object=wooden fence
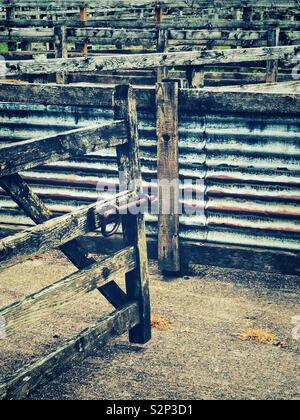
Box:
[1,0,299,86]
[0,78,299,277]
[0,84,151,400]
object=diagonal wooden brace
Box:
[0,173,129,308]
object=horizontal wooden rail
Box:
[0,82,299,115]
[0,246,136,337]
[1,26,299,50]
[0,121,127,177]
[0,190,135,270]
[1,19,300,30]
[0,302,140,400]
[4,45,300,75]
[0,0,298,9]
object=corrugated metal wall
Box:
[0,93,300,251]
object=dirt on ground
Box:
[0,251,299,400]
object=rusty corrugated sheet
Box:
[0,92,299,251]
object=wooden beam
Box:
[4,45,299,75]
[6,6,17,52]
[266,28,280,83]
[54,25,68,84]
[0,247,136,337]
[155,5,168,82]
[0,174,51,225]
[0,173,96,268]
[79,7,89,56]
[0,83,299,115]
[67,234,300,277]
[0,190,134,271]
[115,85,151,344]
[0,302,140,400]
[0,121,127,177]
[156,80,180,275]
[179,241,300,277]
[1,0,297,9]
[1,18,300,31]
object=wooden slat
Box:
[0,302,140,400]
[54,25,68,84]
[0,121,127,177]
[0,190,135,271]
[0,246,136,337]
[115,84,151,344]
[0,174,51,224]
[266,28,280,83]
[1,18,300,30]
[4,45,300,75]
[0,173,96,268]
[0,1,298,10]
[156,80,180,274]
[0,83,299,115]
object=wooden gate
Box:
[0,84,151,400]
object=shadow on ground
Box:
[0,253,299,400]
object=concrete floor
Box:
[0,251,299,400]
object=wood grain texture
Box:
[0,247,136,337]
[0,121,127,177]
[0,83,299,115]
[54,25,68,84]
[0,174,51,224]
[0,190,134,271]
[0,302,140,400]
[115,84,151,344]
[4,45,299,75]
[156,80,180,274]
[266,28,280,83]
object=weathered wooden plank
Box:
[54,25,68,84]
[0,121,127,177]
[4,45,300,75]
[0,174,51,224]
[115,85,151,344]
[1,83,299,115]
[0,246,136,337]
[0,1,298,10]
[0,173,96,268]
[266,28,280,83]
[0,189,134,271]
[156,80,180,274]
[78,6,89,55]
[1,18,300,31]
[179,241,300,277]
[156,6,168,82]
[69,234,300,277]
[0,302,140,401]
[180,89,300,116]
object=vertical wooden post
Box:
[155,6,168,82]
[114,85,151,345]
[55,25,68,84]
[243,6,253,22]
[79,6,89,56]
[186,66,205,89]
[266,28,280,83]
[234,8,243,21]
[156,80,181,275]
[20,40,31,52]
[155,6,163,23]
[6,6,17,52]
